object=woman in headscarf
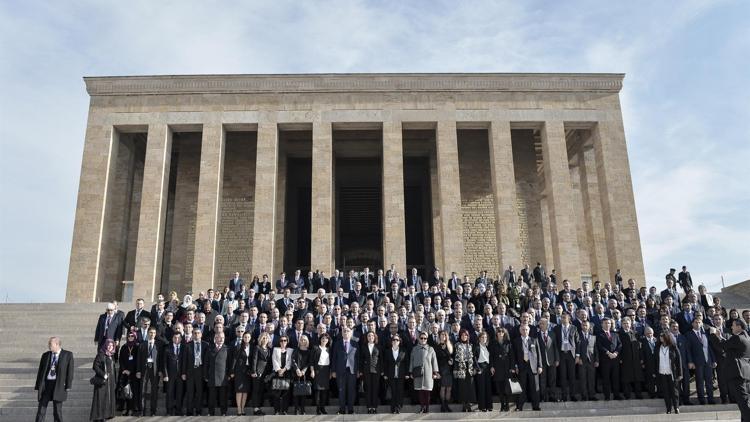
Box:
[90,339,116,421]
[176,294,193,322]
[453,329,476,412]
[117,331,138,416]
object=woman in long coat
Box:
[250,332,273,416]
[434,331,454,412]
[655,331,683,414]
[291,335,311,414]
[90,339,116,421]
[453,329,476,412]
[409,331,440,413]
[619,317,644,398]
[117,332,139,416]
[490,328,513,411]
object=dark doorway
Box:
[283,157,311,271]
[335,158,382,272]
[404,157,434,276]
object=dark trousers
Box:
[516,367,540,410]
[540,364,557,401]
[475,367,493,410]
[727,377,750,422]
[274,389,289,412]
[694,363,714,402]
[600,357,620,399]
[140,371,158,414]
[207,385,227,415]
[315,389,329,409]
[680,364,691,404]
[716,363,729,402]
[184,367,204,414]
[578,362,596,399]
[165,377,183,415]
[658,374,679,412]
[643,370,657,397]
[337,371,356,411]
[36,380,63,422]
[559,353,576,399]
[363,372,379,408]
[252,377,268,408]
[388,378,404,411]
[494,379,510,408]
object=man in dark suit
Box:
[553,313,580,402]
[360,267,374,290]
[135,327,161,416]
[276,289,294,314]
[597,318,623,400]
[661,277,680,305]
[162,332,185,415]
[533,262,546,286]
[124,298,152,332]
[537,318,559,402]
[229,272,245,296]
[331,327,358,414]
[328,270,343,293]
[513,324,542,411]
[312,271,328,292]
[94,303,124,350]
[675,302,696,334]
[182,327,208,416]
[685,314,716,404]
[205,332,231,416]
[577,320,598,401]
[35,337,74,422]
[711,319,750,421]
[344,270,358,293]
[348,282,366,308]
[678,266,693,294]
[406,268,422,289]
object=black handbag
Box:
[293,376,312,396]
[89,376,105,386]
[117,383,133,400]
[412,365,423,378]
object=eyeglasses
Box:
[392,338,401,341]
[419,337,428,340]
[280,339,288,342]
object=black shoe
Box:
[708,400,716,405]
[571,396,578,402]
[666,410,671,414]
[337,410,346,415]
[347,409,354,414]
[321,408,328,414]
[317,408,322,415]
[254,409,265,416]
[674,408,680,414]
[590,396,599,401]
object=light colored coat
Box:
[409,344,439,390]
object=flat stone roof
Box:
[83,73,625,96]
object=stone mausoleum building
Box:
[65,73,645,303]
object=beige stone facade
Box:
[65,73,645,302]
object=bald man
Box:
[35,337,74,422]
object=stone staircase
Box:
[0,303,742,421]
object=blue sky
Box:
[1,1,748,302]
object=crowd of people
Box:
[35,263,750,421]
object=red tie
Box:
[606,332,611,341]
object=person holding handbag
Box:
[490,328,513,412]
[410,331,439,413]
[309,333,332,414]
[250,332,273,416]
[656,331,682,414]
[383,335,409,414]
[117,332,138,416]
[453,329,476,412]
[272,335,293,415]
[90,339,116,421]
[291,335,311,414]
[359,331,382,414]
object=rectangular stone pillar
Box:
[593,117,645,284]
[273,148,287,277]
[66,123,117,303]
[578,147,610,281]
[191,123,225,293]
[311,120,334,274]
[488,120,522,270]
[429,152,443,272]
[435,119,464,276]
[251,120,279,277]
[132,123,172,302]
[540,121,581,284]
[382,120,407,273]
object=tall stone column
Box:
[435,118,464,276]
[578,146,610,281]
[133,123,172,302]
[488,120,522,270]
[381,119,407,273]
[540,121,581,284]
[191,123,226,293]
[311,120,334,274]
[66,123,117,303]
[593,117,645,284]
[251,119,279,277]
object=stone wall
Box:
[161,133,201,295]
[512,130,547,267]
[458,130,499,277]
[216,132,257,285]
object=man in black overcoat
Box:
[35,336,74,422]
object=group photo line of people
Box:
[36,263,750,421]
